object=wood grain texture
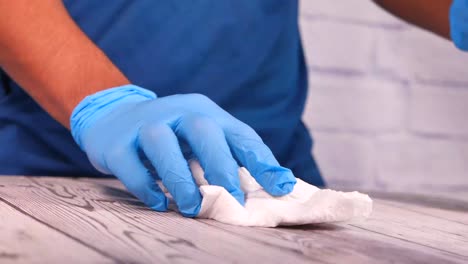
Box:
[0,176,467,264]
[0,198,111,264]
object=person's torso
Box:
[0,0,323,185]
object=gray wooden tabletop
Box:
[0,176,467,264]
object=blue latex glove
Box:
[451,0,468,51]
[71,85,296,217]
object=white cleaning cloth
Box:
[161,160,372,227]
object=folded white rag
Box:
[160,160,372,227]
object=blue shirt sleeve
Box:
[450,0,468,51]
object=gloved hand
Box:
[451,0,468,51]
[70,85,296,217]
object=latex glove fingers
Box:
[105,141,169,211]
[224,121,297,196]
[174,114,244,205]
[138,123,202,217]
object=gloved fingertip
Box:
[269,180,297,196]
[278,182,295,195]
[177,184,203,218]
[231,189,245,206]
[147,192,169,212]
[150,200,168,212]
[180,202,202,218]
[264,169,297,196]
[166,180,203,217]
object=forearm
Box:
[373,0,452,39]
[0,0,129,127]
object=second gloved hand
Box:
[451,0,468,51]
[70,85,296,217]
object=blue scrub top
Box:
[0,0,324,186]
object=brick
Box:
[376,27,468,85]
[409,84,468,136]
[303,75,406,132]
[311,132,376,189]
[299,19,375,72]
[300,0,403,26]
[375,135,468,192]
[299,0,468,195]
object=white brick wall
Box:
[303,75,406,132]
[409,84,468,136]
[376,27,468,85]
[300,19,375,73]
[312,132,376,189]
[300,0,468,194]
[376,135,468,190]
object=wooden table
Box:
[0,176,467,264]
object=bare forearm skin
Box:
[373,0,453,39]
[0,0,129,127]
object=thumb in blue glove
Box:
[70,85,297,217]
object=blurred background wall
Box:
[299,0,468,195]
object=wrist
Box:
[70,84,157,149]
